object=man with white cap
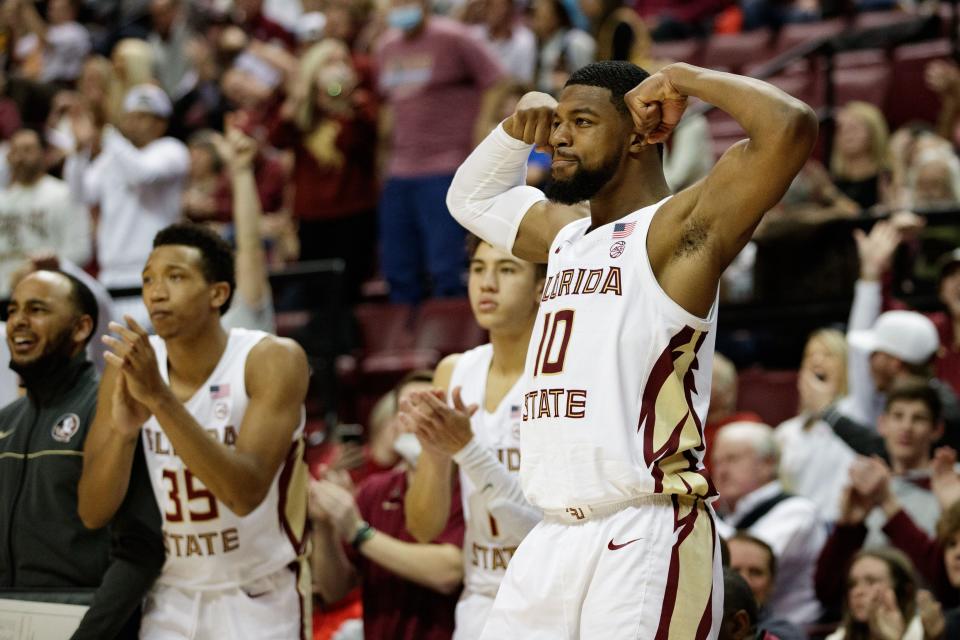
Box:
[837,220,953,429]
[65,84,189,325]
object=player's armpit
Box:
[512,200,589,263]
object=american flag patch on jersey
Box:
[510,405,522,419]
[612,222,636,239]
[210,384,231,399]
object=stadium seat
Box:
[853,9,915,31]
[353,303,416,353]
[833,64,891,108]
[704,30,776,73]
[775,18,845,54]
[888,38,952,128]
[413,298,487,355]
[650,38,704,65]
[736,367,799,427]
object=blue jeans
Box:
[378,174,466,304]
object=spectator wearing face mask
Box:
[374,0,506,303]
[309,371,465,640]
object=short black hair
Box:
[465,233,548,279]
[38,270,98,347]
[566,61,651,116]
[153,222,235,314]
[885,378,942,424]
[565,61,664,157]
[722,567,758,626]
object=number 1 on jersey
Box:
[533,309,575,376]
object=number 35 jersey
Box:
[142,328,307,590]
[519,196,719,512]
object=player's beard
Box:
[544,152,620,205]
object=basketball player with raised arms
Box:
[444,61,818,638]
[400,235,546,639]
[77,219,311,633]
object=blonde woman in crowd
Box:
[830,101,890,210]
[775,329,856,523]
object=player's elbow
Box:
[77,499,109,530]
[426,547,464,595]
[780,102,819,149]
[405,514,445,545]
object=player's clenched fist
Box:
[624,64,689,145]
[502,91,558,151]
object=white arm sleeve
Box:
[843,279,882,425]
[446,123,547,256]
[453,438,541,538]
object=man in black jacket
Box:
[0,270,164,638]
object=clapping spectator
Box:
[10,0,91,84]
[826,548,928,640]
[64,84,189,325]
[270,38,378,302]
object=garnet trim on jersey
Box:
[637,325,716,498]
[654,496,717,640]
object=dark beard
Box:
[9,325,77,384]
[543,155,619,205]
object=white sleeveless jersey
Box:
[520,196,718,512]
[449,344,525,598]
[142,328,308,590]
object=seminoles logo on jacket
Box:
[51,413,81,443]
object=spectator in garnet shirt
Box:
[270,38,379,302]
[232,0,295,49]
[309,374,465,640]
[931,250,960,397]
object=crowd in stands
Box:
[0,0,960,637]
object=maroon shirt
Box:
[352,469,465,640]
[268,91,379,221]
[374,17,505,178]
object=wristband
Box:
[351,521,375,550]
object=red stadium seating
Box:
[704,30,776,73]
[413,298,487,355]
[833,65,892,107]
[650,38,704,65]
[736,368,799,428]
[888,38,951,128]
[775,19,845,54]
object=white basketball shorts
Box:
[479,494,722,640]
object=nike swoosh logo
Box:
[0,430,15,440]
[607,537,642,551]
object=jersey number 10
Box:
[533,310,575,376]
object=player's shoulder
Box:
[434,352,463,391]
[246,335,309,383]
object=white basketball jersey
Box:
[520,196,718,512]
[448,344,525,598]
[142,328,308,590]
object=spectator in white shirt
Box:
[65,84,189,325]
[471,0,537,84]
[0,129,92,298]
[713,421,826,626]
[776,328,857,523]
[12,0,91,83]
[842,220,946,428]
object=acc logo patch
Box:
[214,400,230,420]
[51,413,81,443]
[609,240,626,258]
